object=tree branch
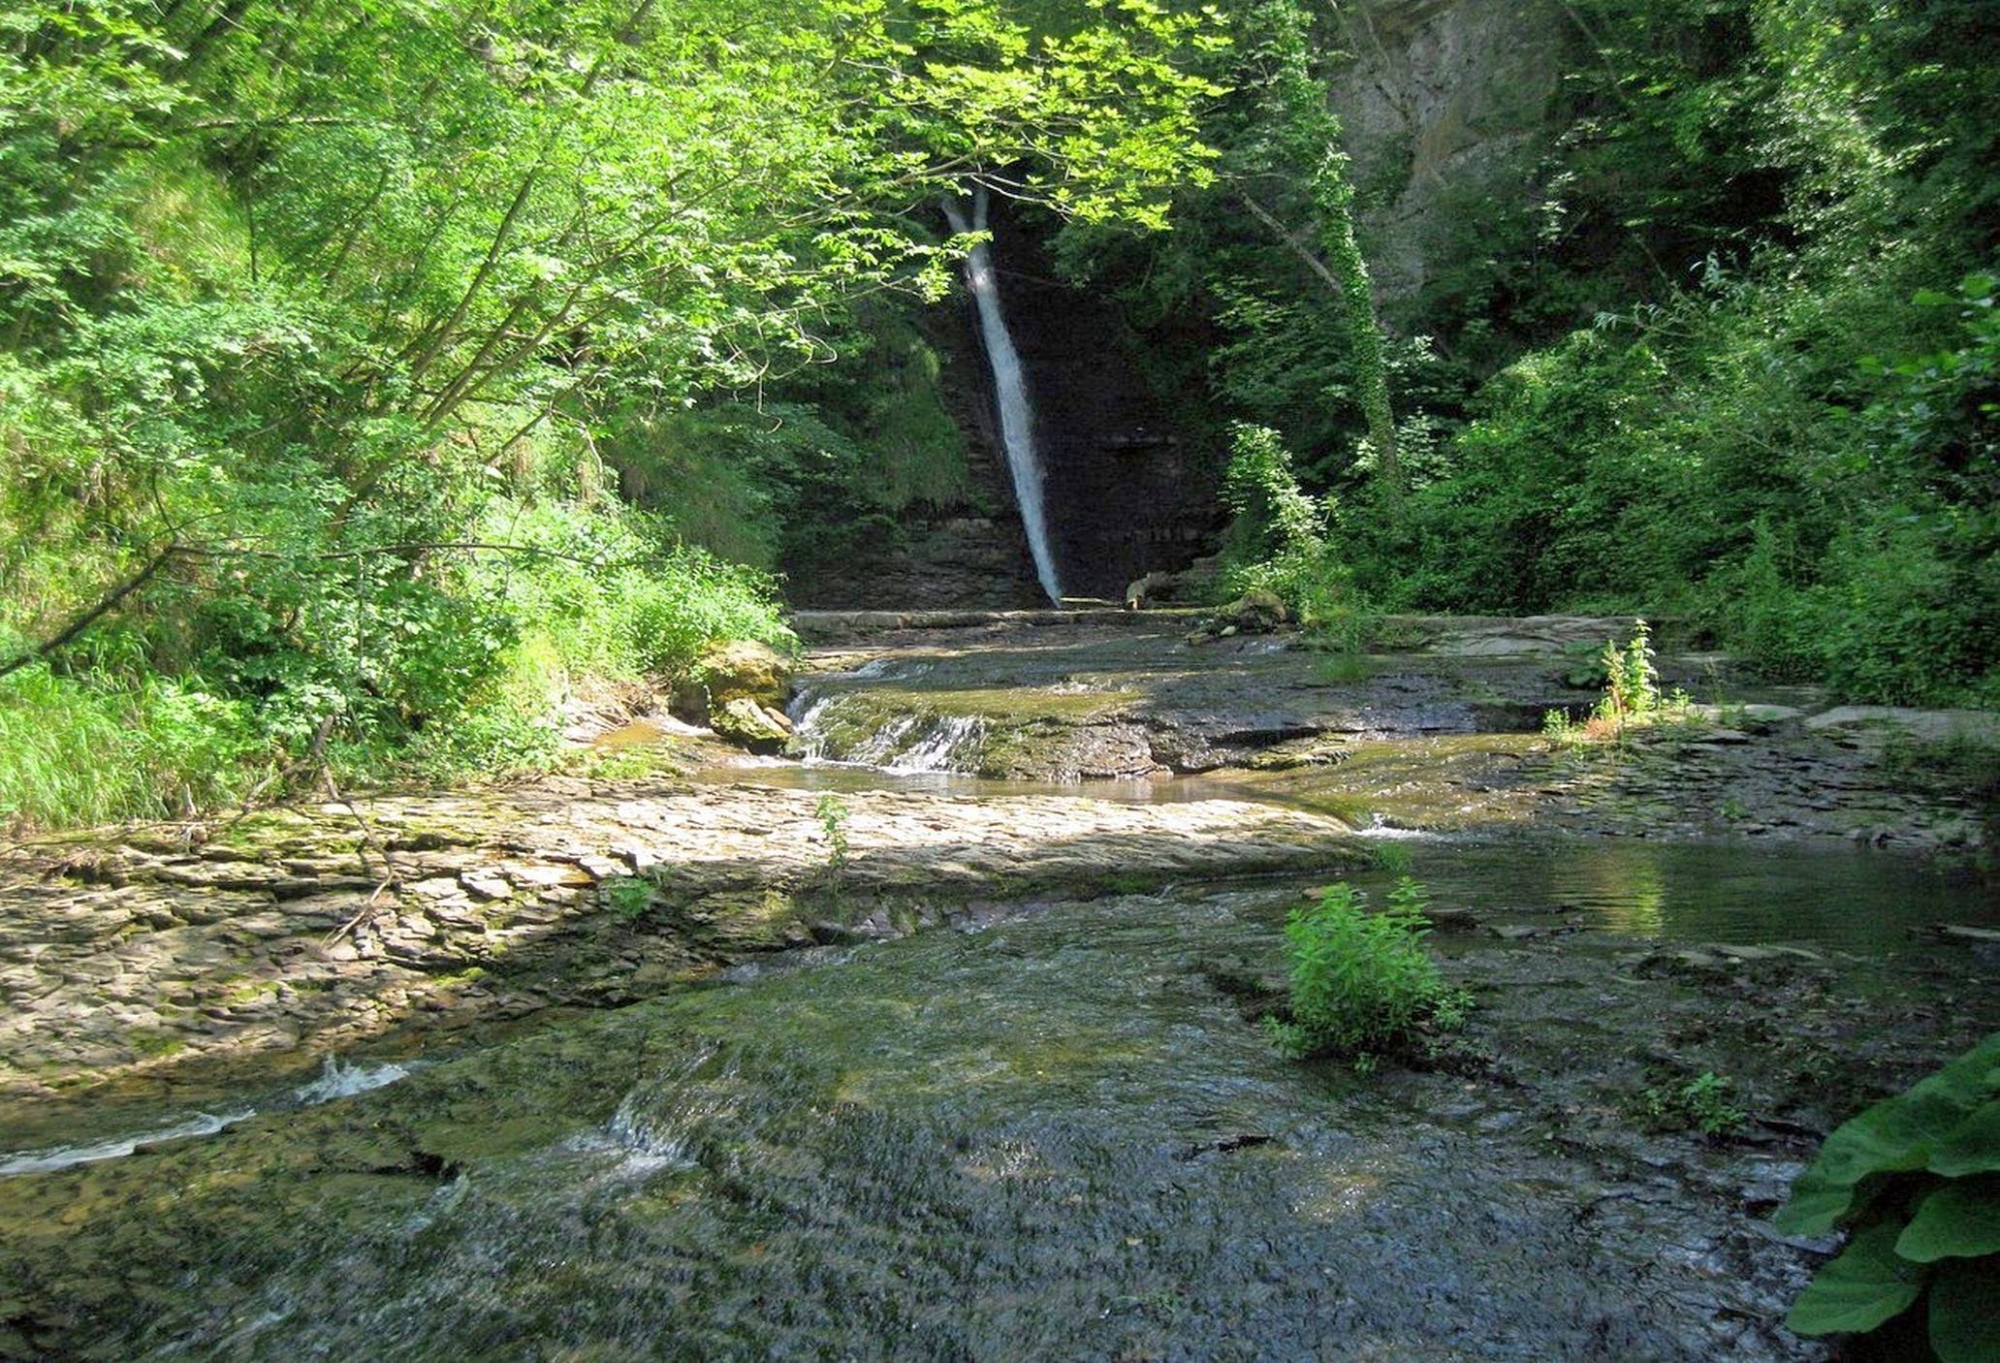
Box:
[1237,189,1349,303]
[0,541,179,681]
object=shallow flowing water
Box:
[3,830,1993,1360]
[5,619,1996,1360]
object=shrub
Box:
[1216,423,1354,628]
[0,667,266,831]
[477,499,794,685]
[1774,1032,2000,1361]
[1265,877,1463,1063]
[1596,617,1661,727]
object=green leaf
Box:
[1933,1102,2000,1178]
[1898,1178,2000,1263]
[1786,1222,1927,1337]
[1929,1255,2000,1363]
[1775,1035,2000,1235]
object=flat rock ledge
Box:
[0,780,1361,1103]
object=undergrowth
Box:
[0,497,794,834]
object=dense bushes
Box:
[1165,0,2000,706]
[0,0,1220,831]
[0,493,796,829]
[1369,262,1998,704]
[1214,423,1352,626]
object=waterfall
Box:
[943,186,1062,606]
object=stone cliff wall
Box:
[789,203,1220,610]
[1329,0,1566,327]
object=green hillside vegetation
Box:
[1082,0,1997,705]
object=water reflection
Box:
[1371,840,2000,950]
[1565,844,1669,936]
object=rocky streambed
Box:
[785,610,1999,853]
[1,611,1996,1360]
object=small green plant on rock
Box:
[1548,620,1696,747]
[1598,617,1661,729]
[1775,1032,2000,1362]
[1265,876,1466,1068]
[1640,1070,1748,1139]
[603,875,656,919]
[815,792,851,872]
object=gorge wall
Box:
[1329,0,1567,330]
[787,200,1220,610]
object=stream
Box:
[2,616,1996,1360]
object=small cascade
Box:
[0,1109,256,1176]
[291,1055,411,1104]
[0,1055,412,1176]
[944,186,1062,606]
[882,714,986,773]
[788,687,988,774]
[601,1043,735,1173]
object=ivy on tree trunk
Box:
[1237,0,1400,506]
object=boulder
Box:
[1124,570,1176,611]
[1187,589,1292,642]
[710,697,794,754]
[696,639,793,707]
[673,639,793,723]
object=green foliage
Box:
[1596,618,1661,728]
[0,667,264,828]
[1546,620,1698,746]
[1264,876,1463,1065]
[472,498,795,682]
[1775,1033,2000,1360]
[1371,250,1999,704]
[1230,0,1397,491]
[0,0,1223,831]
[1640,1070,1748,1139]
[1216,424,1352,628]
[602,876,657,919]
[815,792,852,873]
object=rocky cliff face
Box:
[981,214,1218,603]
[1329,0,1566,328]
[790,203,1221,611]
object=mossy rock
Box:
[710,697,792,754]
[695,640,793,709]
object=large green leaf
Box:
[1775,1034,2000,1235]
[1899,1178,2000,1263]
[1786,1222,1927,1337]
[1929,1255,2000,1363]
[1933,1102,2000,1178]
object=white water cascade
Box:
[943,186,1062,605]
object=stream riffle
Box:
[2,614,1996,1360]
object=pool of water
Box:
[686,763,2000,954]
[7,639,1996,1362]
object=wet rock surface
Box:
[0,873,1992,1361]
[0,780,1363,1107]
[788,613,1996,854]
